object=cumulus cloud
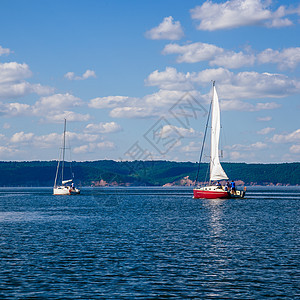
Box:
[0,102,31,116]
[226,141,267,151]
[0,145,20,157]
[145,67,194,90]
[180,141,202,153]
[73,141,116,154]
[257,47,300,69]
[64,69,96,80]
[33,93,83,113]
[32,93,90,122]
[89,96,130,109]
[145,67,299,100]
[257,127,275,135]
[271,129,300,143]
[145,16,184,40]
[210,51,255,69]
[190,0,298,31]
[163,42,300,70]
[110,106,155,118]
[162,42,224,63]
[11,131,34,143]
[160,125,197,139]
[0,62,53,99]
[0,62,31,84]
[221,100,280,112]
[290,144,300,154]
[44,111,91,123]
[85,122,122,133]
[88,66,299,118]
[7,130,103,150]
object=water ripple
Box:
[0,187,299,299]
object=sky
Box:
[0,0,300,163]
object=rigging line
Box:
[194,97,213,184]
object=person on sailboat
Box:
[226,181,230,191]
[231,180,236,194]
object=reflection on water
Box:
[206,199,225,238]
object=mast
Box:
[61,119,66,183]
[209,81,215,185]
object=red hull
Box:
[193,189,230,199]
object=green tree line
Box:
[0,160,299,187]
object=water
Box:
[0,186,299,299]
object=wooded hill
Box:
[0,160,299,187]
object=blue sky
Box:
[0,0,300,163]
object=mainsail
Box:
[210,84,228,181]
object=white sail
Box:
[210,85,228,181]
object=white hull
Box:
[53,186,80,195]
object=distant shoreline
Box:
[0,160,299,187]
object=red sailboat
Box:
[193,82,245,199]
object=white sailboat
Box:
[193,82,245,199]
[53,119,80,195]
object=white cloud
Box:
[257,127,275,135]
[163,41,300,70]
[181,141,202,153]
[271,129,300,143]
[0,62,32,84]
[160,125,197,139]
[0,62,53,99]
[64,69,96,80]
[290,145,300,154]
[85,122,122,133]
[73,145,89,154]
[226,141,267,151]
[73,141,116,154]
[0,145,20,157]
[190,0,297,31]
[210,51,255,69]
[89,96,129,109]
[145,67,194,90]
[86,67,299,120]
[44,111,91,123]
[90,66,298,118]
[0,46,10,56]
[0,102,31,116]
[228,151,254,161]
[258,47,300,69]
[221,100,280,113]
[186,67,299,100]
[11,131,34,143]
[0,82,53,99]
[162,42,224,63]
[145,16,184,40]
[33,93,83,113]
[33,133,61,148]
[110,106,154,118]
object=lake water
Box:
[0,186,299,299]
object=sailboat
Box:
[53,119,80,195]
[193,82,245,199]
